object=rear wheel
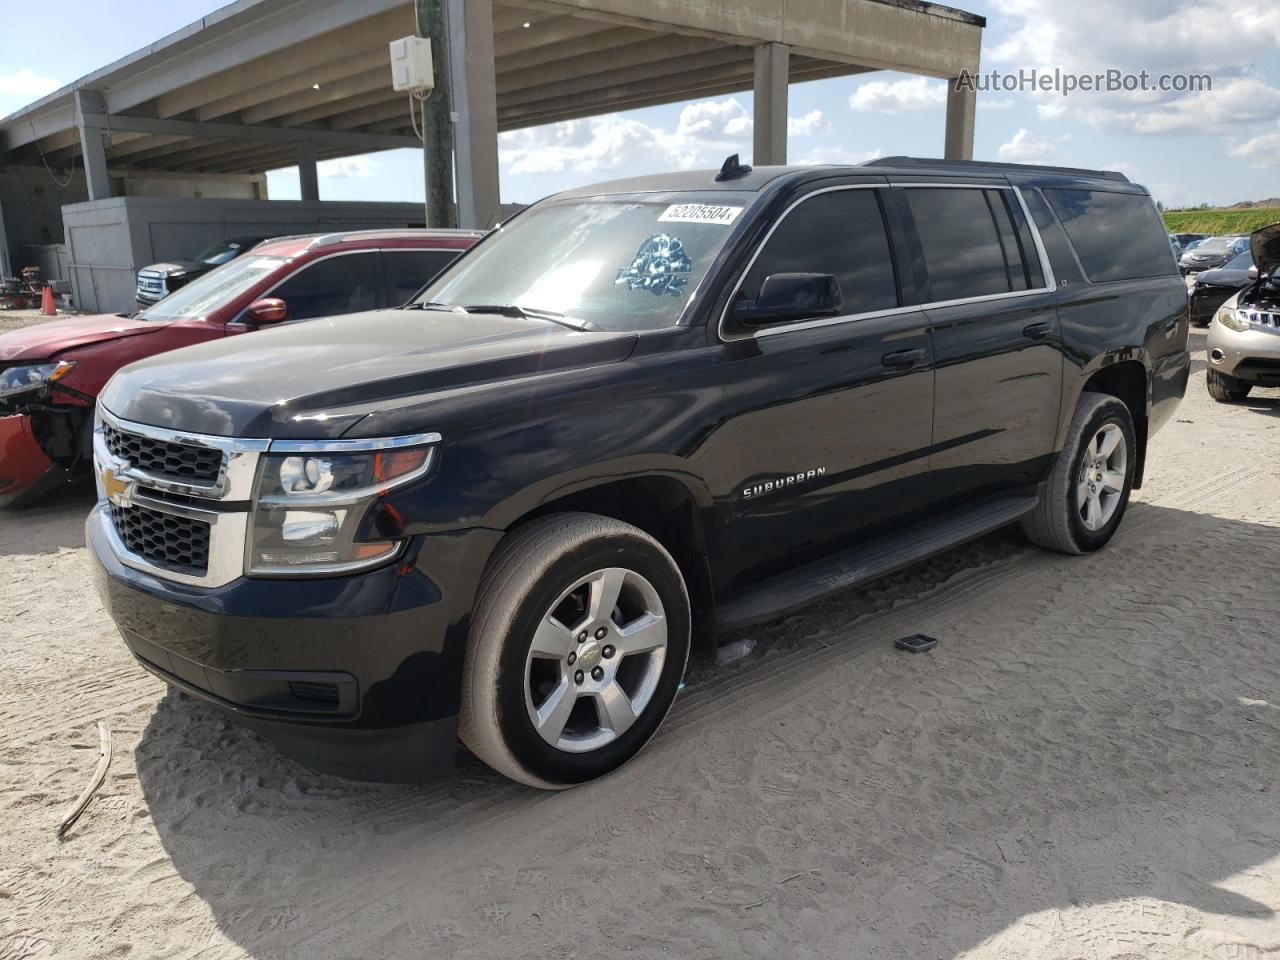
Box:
[1022,392,1136,555]
[1206,369,1251,402]
[459,513,690,789]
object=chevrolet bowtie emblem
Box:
[100,466,135,508]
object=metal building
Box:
[0,0,984,309]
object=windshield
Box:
[417,195,750,331]
[1224,251,1253,270]
[139,255,285,322]
[196,238,252,266]
[1196,238,1238,254]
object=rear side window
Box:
[272,252,381,321]
[904,187,1041,302]
[741,188,898,318]
[1043,188,1176,282]
[382,249,461,305]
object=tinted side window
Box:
[1043,188,1176,282]
[382,249,460,305]
[273,252,381,321]
[741,188,898,319]
[905,188,1016,302]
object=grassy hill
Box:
[1163,209,1279,235]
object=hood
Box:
[100,308,638,438]
[141,260,205,276]
[0,313,165,363]
[1249,222,1280,277]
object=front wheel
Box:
[1022,392,1136,555]
[1206,369,1251,402]
[459,513,690,789]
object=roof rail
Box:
[310,227,486,247]
[862,156,1130,182]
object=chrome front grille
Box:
[1241,309,1280,330]
[109,501,211,574]
[103,422,224,485]
[136,272,166,299]
[94,406,269,588]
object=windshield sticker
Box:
[657,203,743,226]
[615,234,693,297]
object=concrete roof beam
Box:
[246,68,393,126]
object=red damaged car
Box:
[0,228,480,506]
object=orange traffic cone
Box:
[40,284,56,316]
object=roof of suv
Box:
[556,156,1140,202]
[252,228,485,259]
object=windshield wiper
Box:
[459,304,589,331]
[405,300,461,312]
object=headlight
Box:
[1215,305,1252,332]
[248,438,436,575]
[0,361,76,399]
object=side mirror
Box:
[733,273,842,325]
[1248,266,1260,281]
[245,298,288,325]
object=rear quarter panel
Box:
[1019,184,1189,446]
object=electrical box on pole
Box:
[389,36,435,94]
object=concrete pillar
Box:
[944,79,976,161]
[752,43,789,166]
[447,0,501,228]
[296,139,320,201]
[74,89,112,200]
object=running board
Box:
[716,494,1039,632]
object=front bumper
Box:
[1206,321,1280,385]
[0,414,57,508]
[1188,287,1239,326]
[88,504,501,781]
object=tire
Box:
[1206,369,1251,402]
[459,512,691,789]
[1021,392,1137,555]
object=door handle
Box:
[881,348,926,369]
[1022,321,1053,340]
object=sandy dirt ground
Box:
[2,326,1279,960]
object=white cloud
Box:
[318,156,379,179]
[849,76,946,113]
[1056,76,1280,136]
[997,128,1060,164]
[787,110,829,137]
[978,98,1015,111]
[985,0,1280,136]
[676,97,752,139]
[990,0,1279,76]
[796,146,883,166]
[1232,124,1280,167]
[0,67,59,99]
[499,96,764,177]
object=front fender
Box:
[476,456,715,532]
[0,415,57,508]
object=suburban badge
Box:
[741,467,827,500]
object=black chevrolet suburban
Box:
[88,157,1189,789]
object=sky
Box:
[2,0,1278,211]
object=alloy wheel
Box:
[523,567,668,753]
[1076,423,1127,532]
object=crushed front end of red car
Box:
[0,413,58,507]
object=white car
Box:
[1205,223,1280,401]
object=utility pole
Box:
[415,0,456,228]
